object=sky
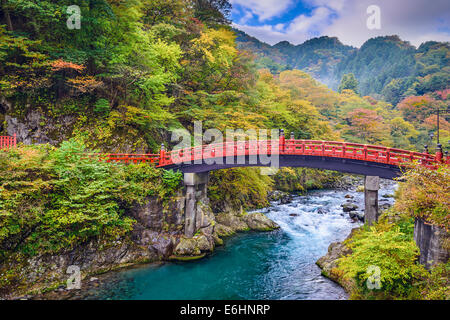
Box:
[230,0,450,47]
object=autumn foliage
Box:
[395,163,450,230]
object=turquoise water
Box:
[84,186,395,300]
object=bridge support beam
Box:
[364,176,380,225]
[184,172,209,238]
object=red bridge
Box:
[2,133,447,180]
[96,134,445,180]
[0,134,16,150]
[1,132,447,234]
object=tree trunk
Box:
[1,0,14,31]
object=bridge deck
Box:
[97,140,440,177]
[2,136,444,178]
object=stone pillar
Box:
[185,185,196,238]
[364,176,380,225]
[184,172,209,237]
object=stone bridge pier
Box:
[184,172,210,237]
[364,176,380,225]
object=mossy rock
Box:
[213,233,224,246]
[215,213,249,232]
[168,254,206,262]
[243,212,280,231]
[173,238,201,256]
[214,223,236,237]
[173,235,214,257]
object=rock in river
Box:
[243,212,280,231]
[341,203,358,212]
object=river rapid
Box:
[64,180,397,300]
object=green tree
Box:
[338,73,359,94]
[193,0,232,26]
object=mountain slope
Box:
[235,30,449,104]
[234,28,354,86]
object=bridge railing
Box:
[0,134,16,150]
[283,139,437,167]
[86,153,160,164]
[161,140,278,166]
[93,139,442,169]
[159,139,439,168]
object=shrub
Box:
[395,163,449,230]
[0,140,176,259]
[94,98,111,116]
[420,261,450,300]
[162,169,183,194]
[208,168,273,212]
[338,218,427,299]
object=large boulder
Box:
[214,223,235,237]
[129,194,185,233]
[414,218,450,269]
[195,234,214,252]
[243,213,280,231]
[173,237,200,256]
[196,201,215,236]
[341,203,358,212]
[268,190,292,204]
[215,213,250,232]
[173,234,215,257]
[356,212,365,222]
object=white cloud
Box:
[233,6,335,45]
[234,0,450,47]
[287,7,331,34]
[322,0,450,47]
[274,23,285,31]
[230,0,294,21]
[233,23,289,45]
[304,0,346,12]
[239,10,254,24]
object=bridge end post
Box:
[364,176,380,226]
[159,143,166,166]
[436,144,443,163]
[184,172,209,238]
[279,129,285,153]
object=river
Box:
[78,181,396,300]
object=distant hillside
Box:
[235,30,450,104]
[234,29,354,86]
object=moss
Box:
[168,254,206,262]
[321,270,329,277]
[213,234,224,246]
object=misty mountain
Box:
[235,29,449,104]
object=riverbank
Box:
[21,212,281,300]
